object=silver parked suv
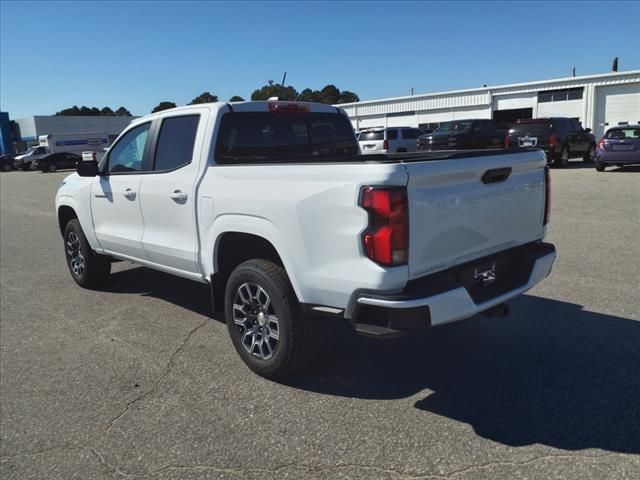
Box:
[358,127,424,154]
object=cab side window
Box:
[153,115,200,171]
[107,123,150,173]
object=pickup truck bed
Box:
[55,101,555,379]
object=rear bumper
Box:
[351,242,556,337]
[596,152,640,164]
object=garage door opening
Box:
[493,108,533,130]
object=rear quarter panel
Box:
[198,162,409,310]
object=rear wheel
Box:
[48,163,57,172]
[555,146,569,168]
[224,259,318,379]
[595,162,606,172]
[583,144,596,163]
[63,219,110,288]
[2,163,11,172]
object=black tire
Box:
[63,219,110,288]
[48,163,57,172]
[1,163,11,172]
[583,144,596,163]
[224,259,318,379]
[555,146,569,168]
[595,162,606,172]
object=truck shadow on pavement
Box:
[106,266,215,319]
[289,295,640,454]
[104,267,639,454]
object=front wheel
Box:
[224,259,318,379]
[63,219,110,288]
[48,163,57,172]
[595,162,606,172]
[584,144,596,163]
[2,163,11,172]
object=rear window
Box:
[509,122,552,135]
[605,128,639,139]
[359,131,384,141]
[444,121,473,133]
[216,112,358,164]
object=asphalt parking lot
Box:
[1,164,639,479]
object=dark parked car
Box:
[507,118,596,167]
[33,152,82,172]
[417,119,506,151]
[1,153,16,172]
[595,126,640,172]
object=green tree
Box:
[229,95,245,102]
[100,107,115,116]
[189,91,218,104]
[319,84,341,105]
[79,106,99,116]
[338,91,359,104]
[56,105,81,116]
[115,107,132,116]
[251,80,298,101]
[151,101,176,113]
[298,88,321,102]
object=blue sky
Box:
[1,1,639,118]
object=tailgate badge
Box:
[474,263,496,286]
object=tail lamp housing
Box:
[359,186,409,266]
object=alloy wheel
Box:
[66,232,85,276]
[232,282,280,360]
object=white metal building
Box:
[339,70,640,139]
[13,115,137,149]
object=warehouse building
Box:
[11,115,137,152]
[340,70,640,139]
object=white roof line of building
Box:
[338,70,640,107]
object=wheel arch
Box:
[57,205,78,236]
[205,217,305,309]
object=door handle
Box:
[123,188,136,200]
[170,190,188,201]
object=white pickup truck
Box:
[55,101,556,379]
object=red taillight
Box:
[383,139,389,150]
[360,187,408,266]
[268,102,310,113]
[598,138,605,150]
[543,166,551,225]
[504,135,510,149]
[549,133,558,147]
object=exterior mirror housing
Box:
[77,160,99,177]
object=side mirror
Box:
[584,128,591,133]
[77,160,100,177]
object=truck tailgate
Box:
[404,150,546,279]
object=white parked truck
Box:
[55,101,556,379]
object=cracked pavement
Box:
[1,166,639,479]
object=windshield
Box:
[215,112,359,164]
[604,127,639,139]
